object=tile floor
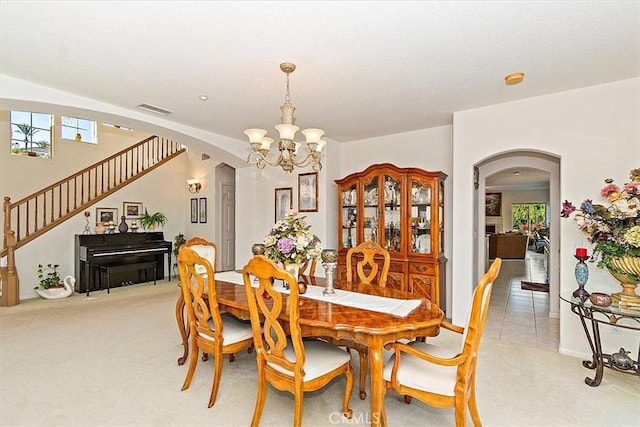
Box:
[485,251,560,351]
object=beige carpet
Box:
[1,280,639,426]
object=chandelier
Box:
[244,63,325,173]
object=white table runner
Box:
[214,271,421,318]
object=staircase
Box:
[1,135,186,306]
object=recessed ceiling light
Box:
[513,171,520,176]
[199,95,208,101]
[505,72,525,86]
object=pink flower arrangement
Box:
[561,168,640,276]
[263,213,322,265]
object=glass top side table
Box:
[560,292,640,386]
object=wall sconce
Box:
[187,179,201,194]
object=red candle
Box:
[576,248,587,258]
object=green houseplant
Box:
[173,233,186,256]
[140,209,167,231]
[36,263,62,289]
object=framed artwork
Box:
[190,198,198,223]
[199,197,207,223]
[275,187,293,222]
[96,207,118,224]
[123,201,143,219]
[298,172,318,212]
[485,193,502,217]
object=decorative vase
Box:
[573,255,590,301]
[607,256,640,305]
[283,262,301,290]
[118,216,129,233]
[251,243,266,256]
[95,222,105,234]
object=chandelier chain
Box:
[285,72,291,104]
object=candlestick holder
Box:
[82,217,91,235]
[573,254,590,301]
[321,249,338,296]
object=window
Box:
[10,110,54,158]
[512,203,547,234]
[61,116,97,143]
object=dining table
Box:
[175,270,444,427]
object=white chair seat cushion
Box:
[383,341,459,397]
[190,245,216,275]
[268,339,351,382]
[198,314,253,345]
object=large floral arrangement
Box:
[561,168,640,278]
[263,213,322,265]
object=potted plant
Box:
[140,209,167,231]
[36,263,62,289]
[34,264,74,299]
[173,233,186,256]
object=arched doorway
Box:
[476,151,560,319]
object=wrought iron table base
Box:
[570,304,640,386]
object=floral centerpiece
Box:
[561,168,640,286]
[263,212,322,268]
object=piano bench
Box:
[94,261,158,294]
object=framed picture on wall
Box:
[123,201,143,219]
[298,172,318,212]
[485,193,502,217]
[96,207,118,224]
[199,197,207,223]
[275,187,293,222]
[190,198,198,223]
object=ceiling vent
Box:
[136,103,173,115]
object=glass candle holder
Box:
[321,249,338,296]
[573,254,590,301]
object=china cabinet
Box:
[335,163,447,310]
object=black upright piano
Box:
[74,232,172,294]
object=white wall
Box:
[453,78,640,357]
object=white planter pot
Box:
[35,276,75,299]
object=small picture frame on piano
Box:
[123,202,143,219]
[199,198,207,223]
[96,208,118,226]
[190,198,198,223]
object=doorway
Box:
[476,151,560,319]
[215,163,236,272]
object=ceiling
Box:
[485,167,550,191]
[1,1,638,146]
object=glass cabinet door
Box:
[410,178,432,255]
[340,183,357,248]
[362,175,379,245]
[383,174,402,252]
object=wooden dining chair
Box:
[383,258,503,426]
[346,240,391,288]
[242,255,354,427]
[177,245,254,408]
[343,240,391,399]
[176,237,250,364]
